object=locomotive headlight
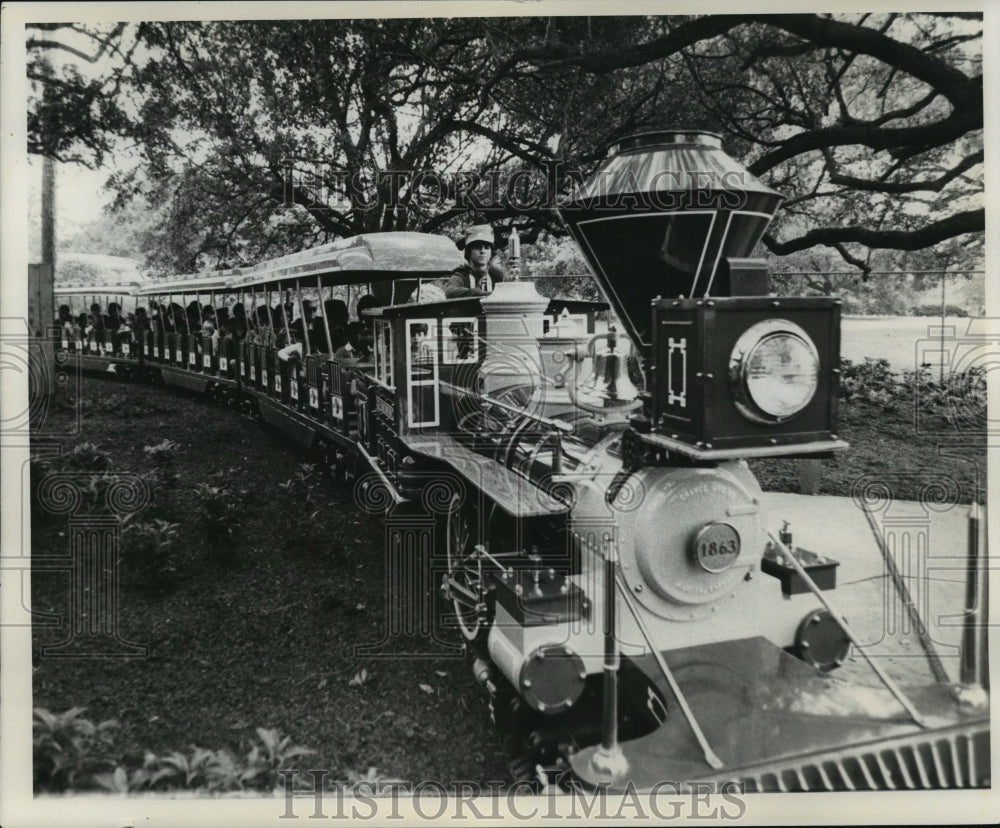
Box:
[729,320,819,424]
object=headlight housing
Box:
[729,319,820,424]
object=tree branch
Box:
[763,208,984,255]
[823,149,983,194]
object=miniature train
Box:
[53,130,989,791]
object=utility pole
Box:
[42,155,56,268]
[29,58,58,402]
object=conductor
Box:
[444,225,505,298]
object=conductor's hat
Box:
[460,224,494,249]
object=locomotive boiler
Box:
[53,130,989,792]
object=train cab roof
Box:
[136,274,233,295]
[228,232,462,289]
[55,281,143,296]
[131,232,463,297]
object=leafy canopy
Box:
[27,14,984,277]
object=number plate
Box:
[691,522,741,573]
[291,382,299,400]
[220,357,229,371]
[203,355,212,369]
[250,366,256,380]
[122,343,131,355]
[154,346,159,357]
[262,370,268,386]
[176,350,183,363]
[189,352,196,366]
[274,376,282,393]
[61,338,69,349]
[331,395,344,420]
[309,387,319,408]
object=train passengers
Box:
[324,299,350,331]
[69,314,84,345]
[301,299,316,325]
[444,225,506,298]
[272,305,294,348]
[230,303,248,340]
[409,322,434,364]
[88,303,108,334]
[133,307,150,333]
[216,307,231,338]
[167,303,186,332]
[106,303,122,332]
[345,321,372,362]
[57,305,74,342]
[289,303,310,345]
[182,300,198,332]
[331,326,359,364]
[249,305,275,346]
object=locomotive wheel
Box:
[444,493,487,642]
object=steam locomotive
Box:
[54,130,989,791]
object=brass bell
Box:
[573,327,640,412]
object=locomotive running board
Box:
[569,637,990,791]
[159,365,214,393]
[257,396,319,451]
[403,434,568,518]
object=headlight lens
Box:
[730,320,819,423]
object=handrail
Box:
[475,391,574,434]
[614,569,724,770]
[766,531,929,728]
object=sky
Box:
[26,156,117,258]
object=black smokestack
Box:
[558,130,782,352]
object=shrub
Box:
[903,364,988,427]
[120,518,181,586]
[142,439,180,488]
[839,357,898,410]
[279,462,321,514]
[912,303,969,318]
[192,474,245,563]
[241,727,317,789]
[33,707,118,793]
[141,439,181,513]
[31,444,118,515]
[278,464,347,562]
[93,727,316,794]
[35,707,322,795]
[840,357,988,425]
[57,442,113,473]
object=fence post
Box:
[799,458,821,495]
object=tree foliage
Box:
[26,14,984,277]
[27,22,138,166]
